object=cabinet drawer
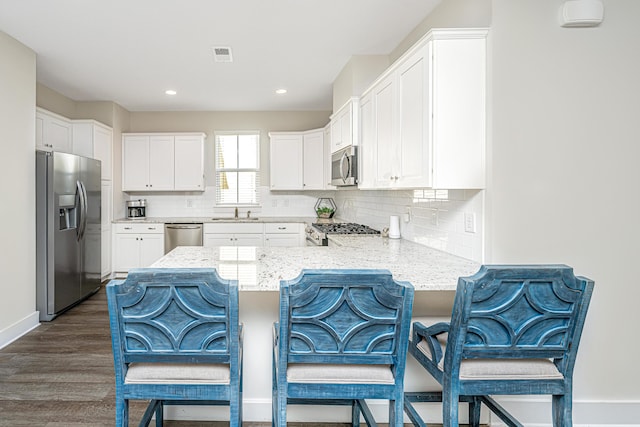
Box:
[264,223,300,234]
[204,222,264,234]
[115,223,163,234]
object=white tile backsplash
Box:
[124,186,484,263]
[333,189,484,263]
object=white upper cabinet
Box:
[329,97,359,153]
[122,132,205,192]
[269,133,303,190]
[174,135,205,190]
[360,28,487,190]
[36,108,72,153]
[302,130,325,190]
[72,120,113,180]
[269,129,327,190]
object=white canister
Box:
[389,215,401,239]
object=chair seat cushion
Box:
[125,363,230,385]
[415,339,564,380]
[287,364,395,384]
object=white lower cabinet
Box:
[203,222,305,247]
[113,223,164,273]
[204,223,264,247]
[264,223,304,247]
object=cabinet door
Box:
[330,115,342,153]
[113,233,141,272]
[101,228,111,278]
[302,131,324,190]
[270,134,303,190]
[48,115,72,152]
[93,125,113,181]
[235,234,264,246]
[122,136,150,191]
[358,93,375,189]
[397,45,431,188]
[148,136,175,190]
[264,235,301,247]
[35,114,45,151]
[101,181,112,278]
[204,234,236,247]
[340,107,352,150]
[139,234,165,267]
[373,75,396,188]
[174,135,204,191]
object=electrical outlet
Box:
[186,199,193,208]
[464,213,476,233]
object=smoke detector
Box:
[212,46,233,63]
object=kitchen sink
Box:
[210,217,260,221]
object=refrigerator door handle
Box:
[76,180,87,241]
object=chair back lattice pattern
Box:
[280,269,414,365]
[453,265,594,361]
[108,268,238,364]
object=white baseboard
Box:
[0,311,39,350]
[163,397,640,425]
[487,397,640,426]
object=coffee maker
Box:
[126,199,146,219]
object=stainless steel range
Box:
[305,222,380,246]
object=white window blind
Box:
[215,133,260,205]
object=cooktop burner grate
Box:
[312,222,380,235]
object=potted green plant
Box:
[316,206,335,219]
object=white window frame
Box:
[214,131,261,206]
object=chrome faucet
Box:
[234,207,238,219]
[246,210,251,219]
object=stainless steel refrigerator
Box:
[36,151,101,321]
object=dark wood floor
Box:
[0,285,451,427]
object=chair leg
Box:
[390,399,404,427]
[115,395,128,427]
[552,393,572,427]
[468,397,481,427]
[155,402,163,427]
[352,400,361,427]
[442,388,460,427]
[275,387,287,427]
[230,390,242,427]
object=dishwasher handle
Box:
[166,225,202,229]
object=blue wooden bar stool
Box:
[404,264,594,427]
[106,268,243,427]
[272,269,414,427]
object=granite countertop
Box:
[150,235,480,291]
[112,216,317,224]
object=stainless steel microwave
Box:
[331,145,358,186]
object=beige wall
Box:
[390,0,492,63]
[332,55,389,112]
[0,32,36,338]
[488,0,640,409]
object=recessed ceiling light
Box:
[165,90,177,95]
[275,89,287,95]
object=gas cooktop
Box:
[311,222,380,235]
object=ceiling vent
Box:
[212,46,233,63]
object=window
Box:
[215,132,260,205]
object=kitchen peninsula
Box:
[150,235,480,291]
[144,235,480,421]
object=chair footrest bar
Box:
[480,396,523,427]
[356,399,378,427]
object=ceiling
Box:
[0,0,441,112]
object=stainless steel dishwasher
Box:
[164,223,203,254]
